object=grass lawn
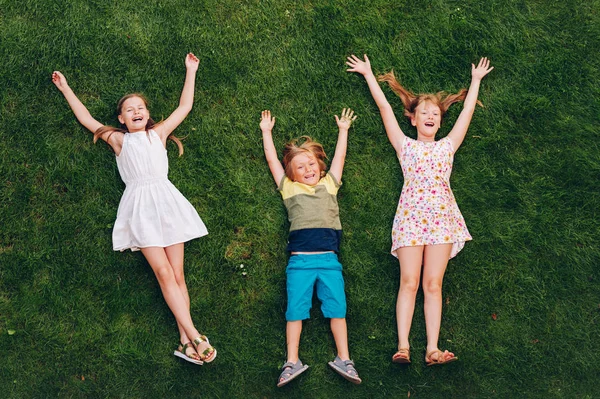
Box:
[1,0,599,397]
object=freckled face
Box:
[290,152,321,186]
[411,100,441,139]
[118,96,150,132]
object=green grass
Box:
[1,0,599,397]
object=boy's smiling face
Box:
[290,152,321,186]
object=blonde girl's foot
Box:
[192,335,217,363]
[174,342,203,365]
[392,348,411,364]
[425,349,457,366]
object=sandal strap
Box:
[279,361,295,377]
[426,349,443,363]
[332,357,358,376]
[426,349,456,364]
[343,360,358,376]
[181,342,192,351]
[393,348,411,362]
[193,336,215,360]
[193,335,208,344]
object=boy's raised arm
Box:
[329,108,357,182]
[261,110,285,185]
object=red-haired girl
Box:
[347,54,493,366]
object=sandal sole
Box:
[328,361,362,384]
[173,350,204,365]
[277,364,309,388]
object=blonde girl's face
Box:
[118,96,150,132]
[290,152,321,186]
[411,100,442,139]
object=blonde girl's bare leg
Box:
[422,243,455,363]
[141,247,202,346]
[164,243,201,360]
[395,246,425,354]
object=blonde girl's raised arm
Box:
[154,53,199,140]
[52,71,104,134]
[346,54,405,153]
[52,71,123,153]
[329,108,357,182]
[447,57,494,151]
[260,110,285,185]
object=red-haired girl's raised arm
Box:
[447,57,493,151]
[347,54,405,153]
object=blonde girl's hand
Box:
[260,110,275,132]
[51,71,69,91]
[335,108,357,130]
[185,53,200,72]
[346,54,373,77]
[472,57,494,81]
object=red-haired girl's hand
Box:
[51,71,69,91]
[185,53,200,72]
[472,57,493,81]
[346,54,373,77]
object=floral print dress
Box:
[391,136,471,259]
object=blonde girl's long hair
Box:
[282,136,328,180]
[377,70,481,119]
[93,93,184,156]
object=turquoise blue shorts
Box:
[285,253,347,321]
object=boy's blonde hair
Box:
[378,71,481,120]
[282,136,327,180]
[94,93,184,155]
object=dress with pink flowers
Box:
[391,136,471,259]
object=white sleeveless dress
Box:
[112,130,208,251]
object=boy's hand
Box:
[335,108,357,130]
[185,53,200,72]
[51,71,69,91]
[260,110,276,132]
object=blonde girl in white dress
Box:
[52,53,216,365]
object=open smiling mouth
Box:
[133,116,143,122]
[425,122,435,127]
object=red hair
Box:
[378,70,481,119]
